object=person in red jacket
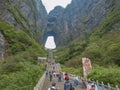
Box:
[65,73,69,80]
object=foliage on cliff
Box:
[55,8,120,87]
[55,8,120,66]
[0,21,45,56]
[0,21,46,89]
[88,65,120,87]
[0,0,47,43]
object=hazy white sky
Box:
[45,36,56,49]
[41,0,72,13]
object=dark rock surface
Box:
[0,0,47,43]
[0,31,4,60]
[46,0,120,46]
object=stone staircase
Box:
[34,49,120,90]
[42,75,85,90]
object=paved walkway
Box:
[42,49,86,90]
[42,75,85,90]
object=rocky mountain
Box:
[0,0,48,60]
[46,0,120,46]
[0,31,5,60]
[0,0,47,42]
[43,6,64,45]
[0,0,120,60]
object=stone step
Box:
[42,76,85,90]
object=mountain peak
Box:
[49,6,64,15]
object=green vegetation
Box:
[7,3,31,35]
[7,0,43,42]
[0,0,119,88]
[0,21,44,55]
[56,9,120,87]
[55,40,87,65]
[0,21,46,89]
[88,65,120,87]
[0,61,45,90]
[94,9,120,37]
[61,65,83,76]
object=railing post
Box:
[96,80,98,85]
[96,80,99,90]
[86,78,88,82]
[34,87,38,90]
[88,78,90,81]
[108,83,111,90]
[101,81,104,90]
[116,85,119,90]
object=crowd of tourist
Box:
[46,70,98,90]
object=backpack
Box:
[50,87,57,90]
[64,82,72,90]
[74,79,78,85]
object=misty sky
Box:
[45,36,56,49]
[41,0,72,13]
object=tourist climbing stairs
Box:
[34,49,119,90]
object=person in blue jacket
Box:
[74,77,78,87]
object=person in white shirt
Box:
[91,80,98,90]
[48,82,57,90]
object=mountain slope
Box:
[0,0,48,60]
[54,8,120,87]
[55,8,120,66]
[46,0,120,46]
[0,0,47,43]
[0,0,47,89]
[0,21,45,58]
[0,20,46,89]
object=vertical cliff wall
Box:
[0,0,48,59]
[0,31,4,60]
[0,0,47,43]
[46,0,120,46]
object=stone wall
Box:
[34,72,46,90]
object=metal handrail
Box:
[69,74,119,90]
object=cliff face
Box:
[44,6,64,45]
[0,0,47,42]
[0,0,119,60]
[0,0,48,59]
[0,31,4,60]
[46,0,120,46]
